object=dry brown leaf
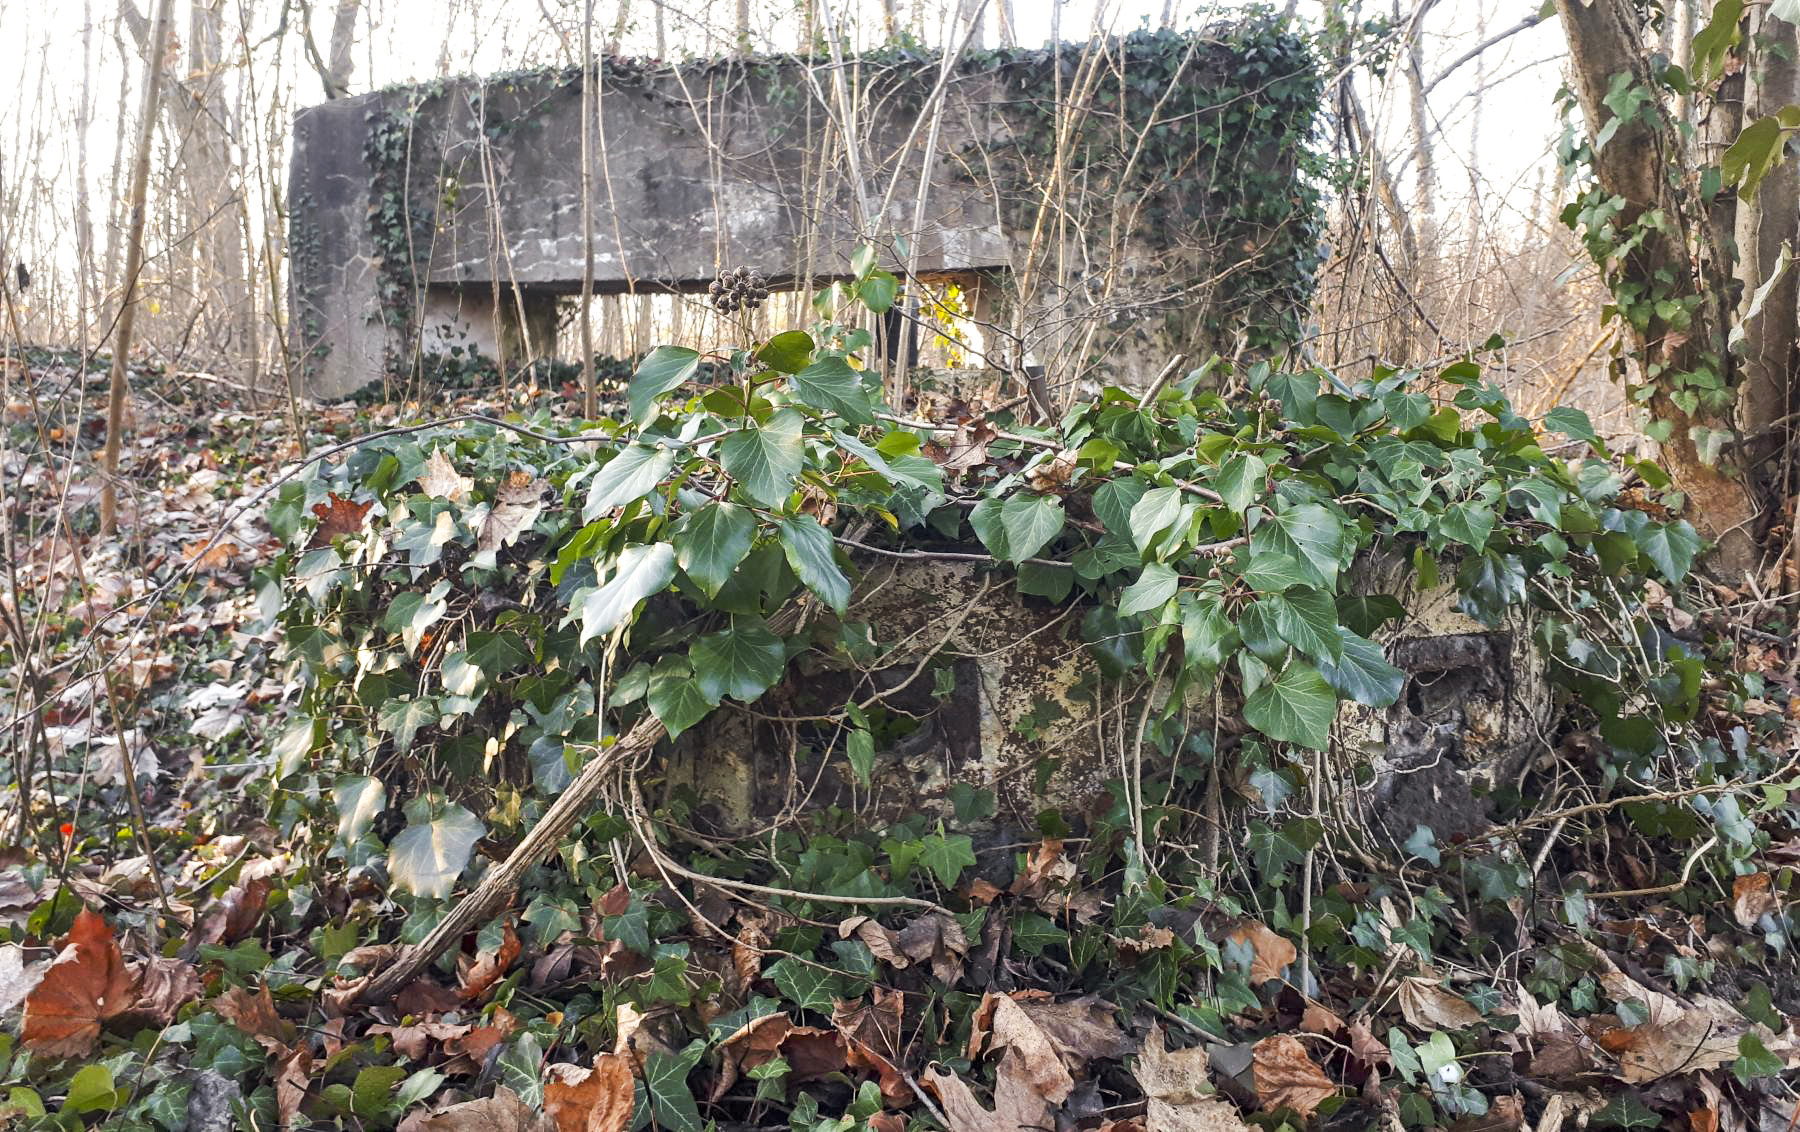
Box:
[192,872,274,946]
[214,983,298,1054]
[1732,873,1779,928]
[478,474,544,553]
[307,493,372,548]
[925,1053,1054,1132]
[896,911,968,983]
[712,1011,792,1100]
[0,944,47,1015]
[840,915,908,968]
[1115,924,1176,959]
[183,538,240,574]
[1397,977,1484,1031]
[418,448,474,502]
[1224,921,1295,985]
[123,956,202,1027]
[275,1044,314,1129]
[1299,1003,1344,1036]
[1134,1024,1214,1105]
[1146,1098,1250,1132]
[833,989,911,1106]
[459,921,521,1002]
[1010,839,1077,901]
[543,1052,634,1132]
[371,1020,474,1061]
[782,1025,851,1081]
[1250,1035,1336,1118]
[1449,1094,1525,1132]
[977,993,1131,1105]
[21,908,137,1058]
[933,418,998,474]
[399,1085,550,1132]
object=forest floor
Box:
[1,351,1799,1132]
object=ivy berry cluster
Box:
[709,265,769,314]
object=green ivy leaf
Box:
[1265,588,1342,661]
[918,832,977,888]
[388,801,484,899]
[1250,502,1343,589]
[689,618,787,703]
[1243,661,1337,749]
[465,631,532,677]
[846,727,876,785]
[859,270,899,313]
[585,443,676,518]
[1318,629,1405,707]
[768,956,852,1011]
[1211,452,1267,514]
[580,543,677,645]
[1639,520,1704,582]
[792,356,876,424]
[1119,562,1180,616]
[721,409,804,508]
[972,495,1067,563]
[629,345,702,422]
[333,776,387,844]
[1438,500,1496,549]
[776,515,851,612]
[1543,406,1599,446]
[674,502,756,598]
[648,658,713,738]
[1129,487,1185,551]
[378,696,440,755]
[756,330,816,374]
[643,1042,706,1132]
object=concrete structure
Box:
[289,40,1313,399]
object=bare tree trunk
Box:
[1735,11,1800,448]
[996,0,1015,46]
[327,0,360,91]
[581,0,597,417]
[736,0,750,51]
[75,0,98,348]
[1554,0,1758,571]
[102,0,178,534]
[653,0,666,55]
[607,1,630,55]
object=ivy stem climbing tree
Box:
[1555,0,1800,576]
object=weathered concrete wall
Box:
[665,556,1554,843]
[289,39,1312,399]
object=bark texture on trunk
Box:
[1555,0,1760,574]
[1734,13,1800,458]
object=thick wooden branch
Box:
[354,714,665,1006]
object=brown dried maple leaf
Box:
[307,493,372,548]
[1225,921,1296,986]
[458,920,521,1002]
[21,907,137,1058]
[1250,1035,1336,1118]
[543,1052,634,1132]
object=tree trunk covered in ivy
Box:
[1554,0,1760,573]
[1733,9,1800,460]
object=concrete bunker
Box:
[288,27,1321,400]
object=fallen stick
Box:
[353,713,664,1006]
[350,600,813,1007]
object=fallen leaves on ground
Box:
[398,1086,550,1132]
[1225,921,1295,985]
[1397,975,1484,1031]
[1134,1024,1251,1132]
[21,907,136,1058]
[1250,1035,1336,1118]
[543,1052,634,1132]
[925,1053,1054,1132]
